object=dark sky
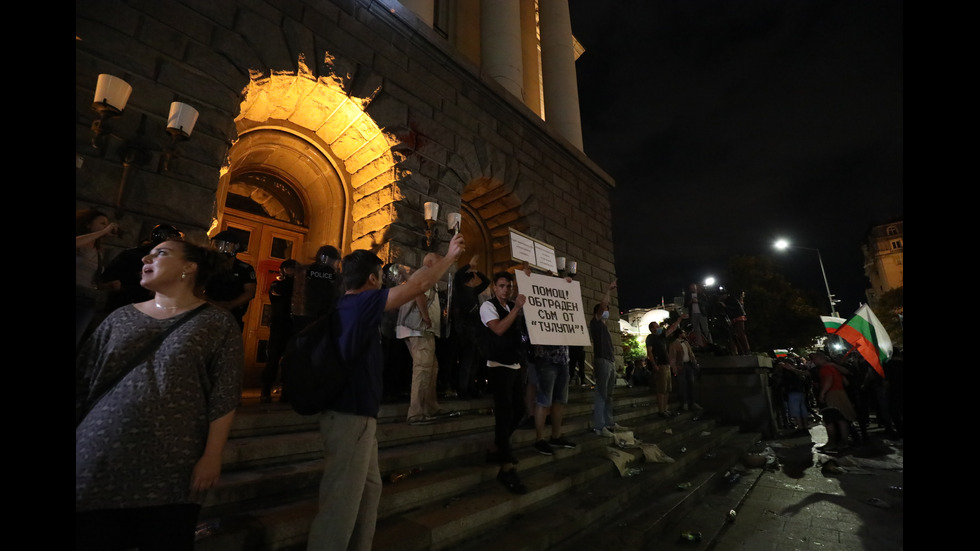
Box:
[567,0,903,315]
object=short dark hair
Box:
[342,249,382,290]
[492,271,514,283]
[593,303,607,316]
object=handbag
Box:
[76,303,209,427]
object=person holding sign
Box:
[479,271,529,494]
[590,279,628,436]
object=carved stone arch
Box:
[217,60,404,260]
[449,138,541,275]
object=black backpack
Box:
[280,308,349,416]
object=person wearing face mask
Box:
[203,230,257,330]
[589,279,627,436]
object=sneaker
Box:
[594,427,615,437]
[692,403,704,410]
[407,416,436,425]
[680,404,689,411]
[548,436,577,449]
[659,411,671,419]
[609,423,630,431]
[534,439,554,455]
[497,469,527,494]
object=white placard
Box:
[516,271,592,347]
[509,229,557,273]
[509,231,536,265]
[534,242,557,273]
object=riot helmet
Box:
[212,230,242,257]
[150,224,181,244]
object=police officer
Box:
[291,245,342,334]
[204,230,257,330]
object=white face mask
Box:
[601,310,610,320]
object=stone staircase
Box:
[194,385,762,551]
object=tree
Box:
[721,255,824,354]
[620,331,645,364]
[874,286,903,349]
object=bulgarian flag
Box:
[831,305,893,378]
[820,316,846,334]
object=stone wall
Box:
[76,0,622,364]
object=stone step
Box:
[194,391,747,551]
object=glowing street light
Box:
[773,239,839,317]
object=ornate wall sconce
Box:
[91,74,133,152]
[87,74,200,213]
[423,201,440,250]
[159,102,199,172]
[556,257,577,277]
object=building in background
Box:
[863,218,903,308]
[76,0,619,388]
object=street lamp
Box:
[773,239,839,317]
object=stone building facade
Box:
[76,0,619,387]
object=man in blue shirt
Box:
[305,233,465,551]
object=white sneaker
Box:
[594,427,614,437]
[609,423,630,431]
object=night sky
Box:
[567,0,903,315]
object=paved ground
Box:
[706,424,904,551]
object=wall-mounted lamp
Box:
[91,74,132,151]
[159,102,199,172]
[423,201,440,250]
[556,257,577,277]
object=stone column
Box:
[481,0,525,100]
[539,0,583,149]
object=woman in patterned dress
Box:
[76,238,244,550]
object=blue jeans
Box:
[593,358,616,430]
[534,359,569,408]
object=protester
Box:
[589,279,627,436]
[669,329,702,412]
[810,351,857,453]
[76,239,243,551]
[480,270,529,494]
[396,252,454,425]
[305,233,465,551]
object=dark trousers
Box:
[489,364,526,460]
[76,504,201,551]
[569,346,586,382]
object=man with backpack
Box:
[304,233,464,551]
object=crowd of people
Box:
[77,212,902,551]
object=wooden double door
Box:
[219,212,306,390]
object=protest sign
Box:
[515,271,591,347]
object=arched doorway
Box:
[216,127,350,390]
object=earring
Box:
[181,272,187,280]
